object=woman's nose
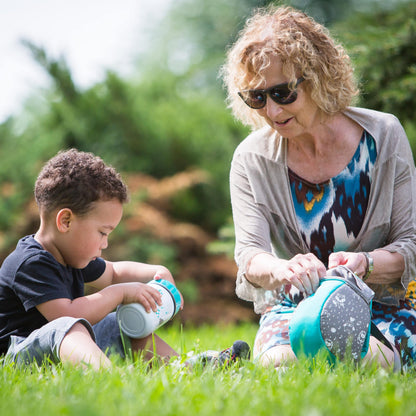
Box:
[264,97,284,119]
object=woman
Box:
[222,5,416,370]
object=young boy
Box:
[0,149,249,370]
[0,149,179,369]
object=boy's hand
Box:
[153,267,184,310]
[122,282,162,313]
[153,266,174,284]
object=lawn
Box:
[1,322,415,416]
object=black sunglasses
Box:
[238,77,305,109]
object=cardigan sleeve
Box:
[230,150,283,312]
[372,115,416,297]
[349,109,416,303]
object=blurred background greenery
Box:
[1,0,415,324]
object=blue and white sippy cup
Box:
[116,279,181,339]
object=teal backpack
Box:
[289,265,375,364]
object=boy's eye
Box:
[100,232,108,237]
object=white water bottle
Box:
[116,279,182,339]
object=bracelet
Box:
[362,252,374,281]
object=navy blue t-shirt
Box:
[0,235,106,353]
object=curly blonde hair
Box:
[221,5,359,129]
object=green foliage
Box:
[289,0,355,24]
[1,0,416,262]
[207,220,236,259]
[289,0,410,25]
[0,42,248,245]
[123,235,178,274]
[140,0,272,83]
[175,279,200,303]
[333,1,416,152]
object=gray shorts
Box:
[4,312,128,366]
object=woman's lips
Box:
[275,117,294,126]
[276,117,293,125]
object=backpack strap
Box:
[370,322,393,350]
[370,322,401,372]
[370,321,402,373]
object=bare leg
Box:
[363,335,398,370]
[256,344,297,368]
[59,322,111,370]
[257,338,399,371]
[130,333,178,363]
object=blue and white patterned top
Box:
[289,131,377,266]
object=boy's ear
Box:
[56,208,74,232]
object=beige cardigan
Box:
[230,107,416,314]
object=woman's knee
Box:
[256,345,297,368]
[363,335,399,370]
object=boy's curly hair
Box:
[221,5,359,129]
[35,149,128,215]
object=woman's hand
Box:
[247,252,326,296]
[275,253,326,296]
[328,251,367,279]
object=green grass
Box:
[1,322,415,416]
